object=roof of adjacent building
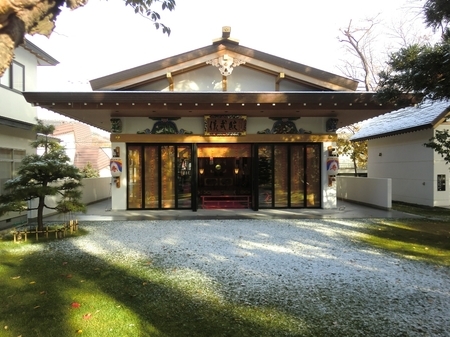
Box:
[351,100,450,141]
[52,122,110,171]
[23,38,59,66]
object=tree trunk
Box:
[0,15,25,76]
[0,0,79,76]
[353,158,358,177]
[37,195,45,232]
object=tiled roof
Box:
[351,100,450,141]
[52,122,111,171]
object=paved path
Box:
[44,198,421,222]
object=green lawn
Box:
[356,217,450,265]
[352,201,450,265]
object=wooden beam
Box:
[222,75,227,91]
[166,72,174,91]
[111,133,336,143]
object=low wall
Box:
[28,177,111,220]
[337,176,392,209]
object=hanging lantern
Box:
[327,157,339,176]
[110,158,122,177]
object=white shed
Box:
[352,100,450,207]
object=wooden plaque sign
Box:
[204,115,247,136]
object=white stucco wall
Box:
[0,46,38,125]
[0,126,36,224]
[323,141,337,209]
[433,124,450,206]
[367,128,449,207]
[132,64,315,92]
[122,116,328,135]
[0,45,39,225]
[110,142,127,211]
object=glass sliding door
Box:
[161,146,176,208]
[274,145,289,207]
[257,145,273,207]
[305,145,321,207]
[290,145,305,207]
[257,144,321,208]
[177,146,192,208]
[127,144,192,210]
[128,146,143,208]
[144,146,159,208]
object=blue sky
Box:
[29,0,426,91]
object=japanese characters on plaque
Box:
[204,115,247,136]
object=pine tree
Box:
[0,120,85,231]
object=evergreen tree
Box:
[81,162,100,178]
[0,120,85,231]
[377,0,450,103]
[376,0,450,166]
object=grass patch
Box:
[392,201,450,219]
[356,212,450,266]
[0,238,309,337]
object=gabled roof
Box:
[90,32,358,92]
[23,28,420,132]
[23,38,59,66]
[351,100,450,141]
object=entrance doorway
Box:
[197,144,252,209]
[126,143,321,210]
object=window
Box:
[0,68,11,87]
[0,61,25,91]
[0,148,25,195]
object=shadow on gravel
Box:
[2,218,449,337]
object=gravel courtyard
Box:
[47,218,450,336]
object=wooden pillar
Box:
[276,72,285,91]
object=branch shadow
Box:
[1,240,311,336]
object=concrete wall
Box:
[28,177,111,219]
[337,176,392,209]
